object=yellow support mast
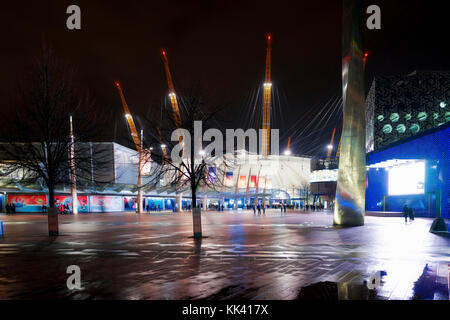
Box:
[162,49,184,212]
[157,127,169,160]
[262,34,272,158]
[285,136,291,155]
[115,81,144,214]
[327,127,336,159]
[115,82,142,152]
[162,50,182,129]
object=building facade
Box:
[0,142,311,212]
[366,70,450,152]
[366,122,449,218]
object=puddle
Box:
[297,281,379,300]
[297,264,449,300]
[412,264,449,300]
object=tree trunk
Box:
[192,184,197,208]
[47,185,59,236]
[191,184,202,238]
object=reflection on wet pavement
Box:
[412,264,449,300]
[0,211,449,300]
[297,281,378,300]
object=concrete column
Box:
[176,193,182,212]
[334,0,366,226]
[202,195,207,212]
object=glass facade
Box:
[366,123,449,218]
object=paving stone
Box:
[0,210,449,299]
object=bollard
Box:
[47,207,59,236]
[192,208,202,238]
[0,221,3,237]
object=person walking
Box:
[252,204,256,214]
[263,203,266,215]
[408,206,415,221]
[402,204,409,223]
[284,204,287,213]
[257,204,261,215]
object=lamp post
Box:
[137,130,144,214]
[69,115,78,214]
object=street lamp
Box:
[284,150,291,156]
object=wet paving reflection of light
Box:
[0,211,449,299]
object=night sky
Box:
[0,0,449,155]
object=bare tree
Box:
[144,89,235,238]
[0,45,110,236]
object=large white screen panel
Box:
[388,161,425,195]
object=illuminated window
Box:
[440,102,447,108]
[382,124,392,134]
[445,112,450,122]
[433,113,439,120]
[377,115,384,122]
[417,112,427,121]
[410,123,420,134]
[390,113,399,122]
[405,114,412,121]
[396,124,406,133]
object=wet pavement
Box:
[0,210,449,300]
